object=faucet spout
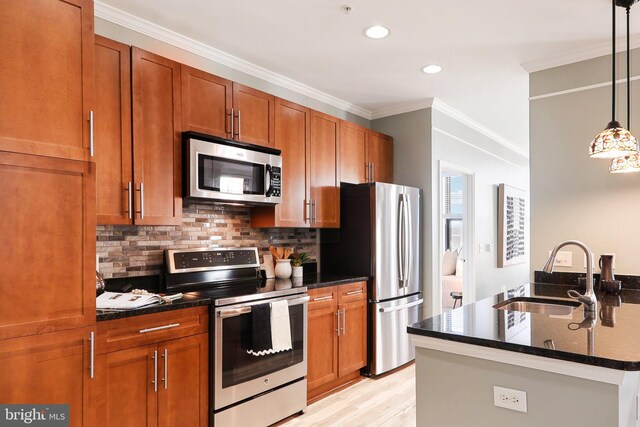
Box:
[543,240,597,313]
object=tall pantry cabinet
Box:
[0,1,97,426]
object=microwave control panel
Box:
[269,166,281,197]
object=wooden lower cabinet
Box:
[307,282,367,402]
[0,327,95,427]
[94,309,209,427]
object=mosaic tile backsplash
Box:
[97,203,317,278]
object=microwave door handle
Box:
[265,164,274,197]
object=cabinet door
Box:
[253,99,310,228]
[310,111,340,228]
[307,287,338,391]
[232,83,275,147]
[339,121,368,184]
[181,65,232,139]
[157,334,208,427]
[95,36,133,225]
[94,344,157,427]
[0,0,94,161]
[338,299,368,377]
[0,327,94,427]
[0,152,95,340]
[132,48,182,226]
[367,131,393,183]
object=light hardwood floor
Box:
[281,364,416,427]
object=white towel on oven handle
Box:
[270,299,292,352]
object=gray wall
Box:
[415,348,622,427]
[372,109,432,317]
[530,49,640,275]
[431,109,530,306]
[94,18,370,127]
[372,108,529,317]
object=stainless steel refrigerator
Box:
[321,182,422,376]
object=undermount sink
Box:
[493,297,581,316]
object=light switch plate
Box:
[548,250,572,267]
[583,253,596,269]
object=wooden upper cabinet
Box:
[310,111,340,228]
[181,65,232,139]
[0,152,95,340]
[132,48,182,226]
[339,121,368,184]
[0,0,94,161]
[251,98,310,228]
[0,327,95,427]
[95,36,133,225]
[367,130,393,183]
[232,83,275,147]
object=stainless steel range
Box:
[163,247,308,427]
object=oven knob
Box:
[264,378,269,384]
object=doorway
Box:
[438,163,475,314]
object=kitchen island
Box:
[408,283,640,427]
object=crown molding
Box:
[522,34,640,73]
[369,100,434,120]
[94,1,373,120]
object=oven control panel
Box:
[166,247,260,273]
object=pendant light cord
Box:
[627,6,631,129]
[613,0,617,122]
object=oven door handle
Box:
[218,307,252,319]
[217,295,310,318]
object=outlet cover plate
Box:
[493,386,527,413]
[548,250,572,267]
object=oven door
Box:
[186,137,282,205]
[214,294,308,410]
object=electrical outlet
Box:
[493,386,527,413]
[548,250,572,267]
[583,253,596,269]
[479,243,492,253]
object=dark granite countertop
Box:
[97,273,367,321]
[96,293,211,321]
[302,273,369,290]
[408,283,640,370]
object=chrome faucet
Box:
[543,240,597,314]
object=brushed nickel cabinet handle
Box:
[312,200,317,224]
[162,348,168,389]
[313,295,333,302]
[237,110,241,140]
[342,309,346,335]
[152,350,158,392]
[336,310,341,337]
[365,162,370,182]
[89,331,95,379]
[127,182,133,220]
[89,110,95,157]
[346,289,364,296]
[230,108,234,138]
[304,200,311,223]
[139,323,180,334]
[372,162,375,182]
[136,183,145,219]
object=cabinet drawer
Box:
[308,287,338,312]
[338,281,367,303]
[97,306,208,354]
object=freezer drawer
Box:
[371,294,423,375]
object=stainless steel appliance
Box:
[163,247,307,427]
[321,182,422,375]
[183,131,282,205]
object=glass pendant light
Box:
[610,2,640,173]
[590,0,639,159]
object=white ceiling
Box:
[98,0,635,151]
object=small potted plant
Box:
[290,252,310,278]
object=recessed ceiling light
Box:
[422,64,443,74]
[365,25,390,39]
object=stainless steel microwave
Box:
[183,132,282,205]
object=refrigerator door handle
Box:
[404,193,412,288]
[379,298,424,313]
[397,194,405,286]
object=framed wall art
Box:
[497,183,527,268]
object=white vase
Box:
[292,265,303,278]
[275,259,292,279]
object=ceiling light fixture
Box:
[590,0,639,159]
[422,64,442,74]
[365,25,390,39]
[610,0,640,173]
